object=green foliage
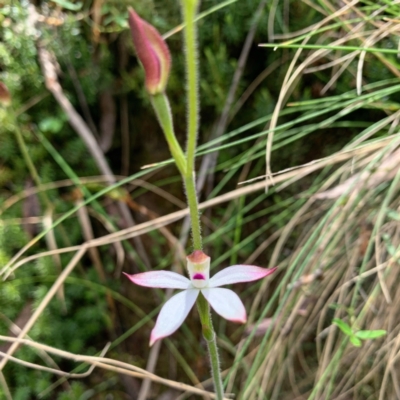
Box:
[39,116,66,134]
[56,382,85,400]
[1,0,400,398]
[333,318,387,348]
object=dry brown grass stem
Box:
[265,0,361,184]
[0,248,87,372]
[264,0,400,187]
[0,343,110,379]
[3,138,398,399]
[0,175,184,216]
[248,198,319,324]
[4,1,400,399]
[0,311,72,392]
[0,372,11,400]
[42,207,65,308]
[2,134,393,282]
[321,55,355,94]
[0,336,228,399]
[231,1,400,397]
[304,51,357,74]
[243,137,400,397]
[356,21,398,95]
[35,32,151,268]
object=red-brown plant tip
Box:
[187,250,210,264]
[128,7,171,95]
[0,82,11,105]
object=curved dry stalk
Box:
[0,343,110,379]
[230,56,289,120]
[28,4,151,269]
[86,205,126,278]
[357,21,397,95]
[0,336,228,399]
[264,0,400,186]
[0,175,177,216]
[248,198,318,323]
[0,372,11,400]
[241,137,400,397]
[0,311,72,391]
[0,247,87,372]
[2,135,395,281]
[265,0,361,184]
[321,55,355,94]
[304,51,357,74]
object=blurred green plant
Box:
[333,318,386,348]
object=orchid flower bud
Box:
[128,8,171,95]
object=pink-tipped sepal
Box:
[208,266,277,288]
[123,271,191,289]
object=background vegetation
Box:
[1,0,400,399]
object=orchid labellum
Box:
[124,250,276,346]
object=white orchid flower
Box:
[123,250,276,346]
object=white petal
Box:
[150,289,199,346]
[201,288,246,323]
[123,271,191,289]
[208,265,277,288]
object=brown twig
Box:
[29,4,151,269]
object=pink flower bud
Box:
[128,8,171,95]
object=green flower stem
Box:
[181,0,203,251]
[184,175,203,250]
[151,93,202,250]
[150,93,187,175]
[197,293,224,400]
[180,1,222,397]
[181,0,199,172]
[151,3,222,395]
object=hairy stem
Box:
[184,176,203,250]
[197,294,224,400]
[180,0,223,396]
[151,93,187,175]
[181,0,202,250]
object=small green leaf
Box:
[382,233,397,257]
[51,0,82,11]
[350,336,362,347]
[39,117,64,133]
[355,330,387,340]
[333,318,353,336]
[387,210,400,221]
[113,16,129,29]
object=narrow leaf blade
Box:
[355,330,387,340]
[333,318,353,336]
[350,336,362,347]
